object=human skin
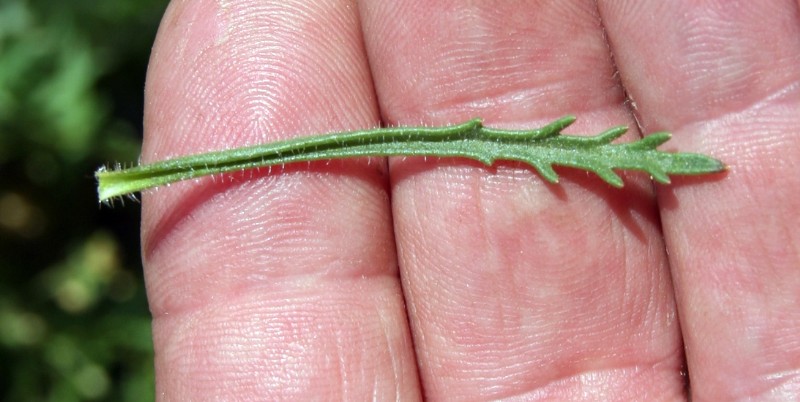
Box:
[140,0,800,400]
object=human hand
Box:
[140,1,800,400]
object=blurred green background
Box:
[0,0,168,400]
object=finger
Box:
[361,1,685,399]
[598,1,800,400]
[142,0,419,399]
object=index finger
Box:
[141,0,418,399]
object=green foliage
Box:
[97,116,724,203]
[0,0,167,400]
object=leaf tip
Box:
[637,132,672,149]
[534,163,560,184]
[539,115,577,137]
[596,168,624,188]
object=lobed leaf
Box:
[96,117,725,203]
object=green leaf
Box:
[96,116,726,203]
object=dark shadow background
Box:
[0,1,168,400]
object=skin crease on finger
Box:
[142,0,422,400]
